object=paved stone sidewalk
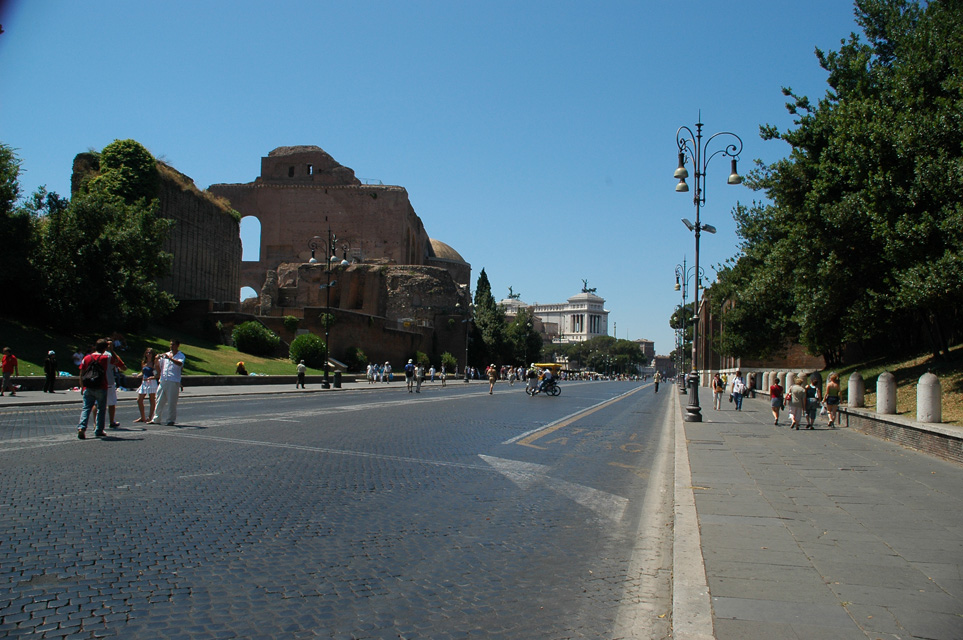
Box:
[683,393,963,640]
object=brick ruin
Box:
[71,153,242,306]
[72,145,472,367]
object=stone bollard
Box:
[776,371,785,388]
[877,371,897,414]
[917,373,942,423]
[848,372,865,407]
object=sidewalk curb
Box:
[672,389,715,640]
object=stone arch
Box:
[240,215,262,262]
[240,286,258,301]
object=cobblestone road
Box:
[0,381,674,639]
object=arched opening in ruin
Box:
[240,286,258,301]
[240,216,262,262]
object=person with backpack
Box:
[405,359,415,393]
[77,339,113,438]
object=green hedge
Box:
[232,321,280,357]
[289,333,327,369]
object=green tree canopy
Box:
[5,138,176,330]
[721,0,963,364]
[471,268,507,364]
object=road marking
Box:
[503,386,647,448]
[157,431,494,471]
[478,455,628,523]
[612,393,675,638]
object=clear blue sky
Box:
[1,1,860,355]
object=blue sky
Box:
[1,1,860,355]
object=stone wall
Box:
[208,146,469,294]
[155,164,241,303]
[71,153,242,305]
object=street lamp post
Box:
[675,116,743,422]
[309,219,349,390]
[674,257,705,394]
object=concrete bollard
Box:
[848,372,865,407]
[776,371,785,388]
[877,371,897,414]
[917,372,942,423]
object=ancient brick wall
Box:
[208,146,468,295]
[156,165,241,303]
[71,154,242,305]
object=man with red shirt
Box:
[77,339,118,439]
[1,347,18,396]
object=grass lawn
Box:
[0,317,324,377]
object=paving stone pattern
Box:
[687,396,963,640]
[0,383,669,639]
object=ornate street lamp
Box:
[674,257,705,394]
[675,116,742,422]
[309,219,349,389]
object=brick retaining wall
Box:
[839,407,963,465]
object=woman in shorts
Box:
[769,375,784,425]
[134,348,159,423]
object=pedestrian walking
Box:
[805,375,822,429]
[440,364,447,387]
[405,359,415,393]
[487,363,497,394]
[77,339,111,438]
[415,362,424,393]
[770,376,785,425]
[653,371,661,393]
[731,370,746,411]
[103,341,127,429]
[824,372,841,428]
[296,360,307,389]
[151,339,186,426]
[786,375,806,430]
[1,347,18,396]
[712,373,725,410]
[43,350,57,393]
[134,348,158,423]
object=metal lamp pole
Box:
[674,258,705,393]
[675,117,743,422]
[311,219,345,390]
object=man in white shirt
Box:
[150,339,186,426]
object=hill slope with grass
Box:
[0,318,321,377]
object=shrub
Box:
[283,315,300,334]
[232,321,280,357]
[441,352,458,371]
[290,333,327,368]
[415,351,430,367]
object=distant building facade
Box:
[531,290,609,344]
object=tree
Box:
[472,269,507,364]
[505,308,544,366]
[0,143,41,316]
[723,0,963,363]
[31,139,175,329]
